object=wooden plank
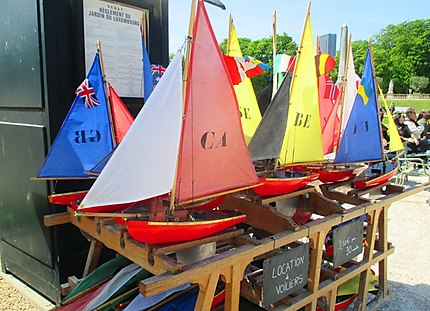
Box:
[221,195,299,232]
[258,186,317,205]
[68,207,168,275]
[43,212,70,226]
[153,228,243,255]
[83,240,103,278]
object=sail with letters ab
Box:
[279,11,324,165]
[79,0,258,244]
[334,48,382,164]
[226,16,262,144]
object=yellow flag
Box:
[378,85,404,152]
[227,21,262,144]
[279,16,324,164]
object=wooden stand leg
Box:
[194,272,219,311]
[306,229,329,311]
[376,205,389,300]
[354,208,381,311]
[224,263,246,311]
[83,239,102,278]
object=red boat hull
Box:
[252,173,319,196]
[126,211,246,244]
[353,161,398,189]
[49,190,88,206]
[316,164,367,184]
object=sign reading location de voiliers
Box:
[263,243,309,307]
[332,218,364,267]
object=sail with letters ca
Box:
[79,0,259,244]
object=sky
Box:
[168,0,429,54]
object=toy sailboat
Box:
[309,35,367,183]
[78,0,260,244]
[333,41,398,188]
[34,45,134,205]
[247,3,321,197]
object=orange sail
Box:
[109,84,134,144]
[176,2,259,202]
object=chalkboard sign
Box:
[332,218,364,267]
[263,243,309,307]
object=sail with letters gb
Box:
[35,50,133,180]
[79,0,259,244]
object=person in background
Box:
[394,114,421,153]
[404,108,430,153]
[389,102,395,114]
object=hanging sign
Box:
[263,243,309,307]
[332,218,364,267]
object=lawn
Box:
[382,99,430,112]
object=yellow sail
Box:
[279,13,324,164]
[378,85,404,152]
[227,19,262,144]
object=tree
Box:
[372,19,430,93]
[410,76,429,93]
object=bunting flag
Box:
[274,54,295,74]
[316,53,336,76]
[378,85,404,152]
[226,20,262,144]
[36,53,114,179]
[151,64,166,87]
[334,48,382,164]
[223,55,269,85]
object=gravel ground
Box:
[0,177,429,310]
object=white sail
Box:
[79,52,183,209]
[339,44,360,137]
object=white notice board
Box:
[84,0,148,98]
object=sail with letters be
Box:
[79,0,259,244]
[226,16,262,144]
[247,3,321,197]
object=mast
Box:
[169,0,197,212]
[227,14,232,54]
[97,40,117,148]
[336,34,352,145]
[271,10,277,99]
[368,38,387,162]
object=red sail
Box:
[109,85,134,144]
[176,2,259,202]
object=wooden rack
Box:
[44,181,430,310]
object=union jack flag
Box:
[76,78,100,109]
[151,64,166,87]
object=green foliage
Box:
[219,33,297,95]
[410,76,429,93]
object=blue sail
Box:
[36,53,114,179]
[334,49,382,164]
